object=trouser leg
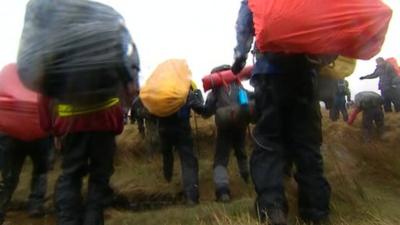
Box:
[232,128,249,182]
[0,138,26,219]
[213,129,231,194]
[55,134,88,225]
[28,139,50,213]
[83,132,116,225]
[381,89,393,112]
[177,129,199,203]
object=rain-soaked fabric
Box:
[55,132,116,225]
[0,63,48,141]
[17,0,137,105]
[0,136,50,216]
[248,0,392,59]
[140,59,192,117]
[250,71,330,221]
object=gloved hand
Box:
[232,56,247,75]
[359,76,365,80]
[187,89,204,107]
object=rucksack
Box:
[336,80,347,95]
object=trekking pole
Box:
[193,112,201,158]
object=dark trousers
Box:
[381,88,400,112]
[159,122,199,202]
[213,127,248,191]
[362,107,384,140]
[0,137,50,215]
[250,72,331,221]
[330,96,348,122]
[55,132,116,225]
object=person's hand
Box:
[232,56,247,75]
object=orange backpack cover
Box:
[0,63,48,141]
[248,0,392,60]
[386,58,400,77]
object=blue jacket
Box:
[234,0,313,76]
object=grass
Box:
[4,111,400,225]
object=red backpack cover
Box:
[0,63,48,141]
[248,0,392,60]
[386,57,400,77]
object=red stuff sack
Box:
[0,63,48,141]
[248,0,392,60]
[386,57,400,77]
[202,66,253,92]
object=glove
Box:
[187,89,204,107]
[232,56,247,75]
[359,76,365,80]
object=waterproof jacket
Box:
[157,90,204,126]
[362,62,398,90]
[38,96,124,136]
[354,91,383,110]
[234,0,314,77]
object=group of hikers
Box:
[327,57,400,141]
[0,0,396,225]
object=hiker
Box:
[360,57,400,112]
[157,87,204,205]
[38,54,138,225]
[348,91,384,141]
[130,97,146,137]
[200,64,251,202]
[0,135,51,224]
[330,79,351,122]
[231,1,331,224]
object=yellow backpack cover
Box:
[140,59,192,117]
[320,56,356,79]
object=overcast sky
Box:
[0,0,399,96]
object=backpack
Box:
[336,80,347,95]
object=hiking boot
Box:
[255,201,287,225]
[301,216,331,225]
[28,206,45,217]
[185,189,199,206]
[216,188,231,203]
[268,209,287,225]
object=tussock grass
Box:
[5,111,400,225]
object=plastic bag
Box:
[319,56,357,79]
[248,0,392,59]
[386,58,400,77]
[140,59,192,117]
[17,0,138,105]
[0,64,48,141]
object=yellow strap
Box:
[57,98,120,117]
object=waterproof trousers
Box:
[0,137,50,219]
[250,71,331,221]
[55,132,115,225]
[362,107,384,140]
[213,127,249,195]
[381,88,400,112]
[159,122,199,203]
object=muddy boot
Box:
[83,210,103,225]
[255,201,287,225]
[28,206,45,218]
[216,187,231,203]
[185,186,199,206]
